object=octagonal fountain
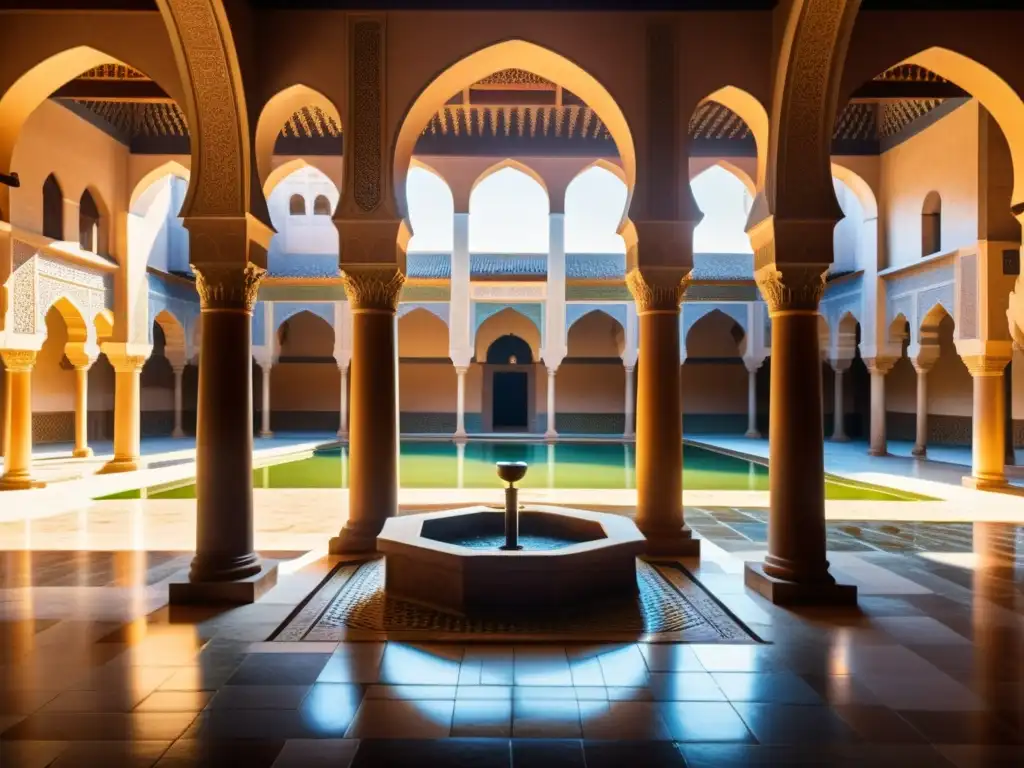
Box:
[377,462,646,615]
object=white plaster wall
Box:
[879,100,980,270]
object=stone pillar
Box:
[864,357,895,456]
[72,366,93,457]
[623,364,635,438]
[171,364,186,439]
[170,260,277,604]
[743,358,763,438]
[830,359,851,442]
[743,254,855,605]
[544,367,558,439]
[911,362,931,457]
[2,371,10,460]
[626,267,699,556]
[454,365,468,438]
[330,266,405,554]
[99,346,149,474]
[962,354,1010,489]
[0,350,40,490]
[258,363,272,438]
[337,363,349,438]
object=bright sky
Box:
[405,162,756,255]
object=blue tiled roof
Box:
[566,253,626,279]
[267,253,341,278]
[406,252,451,279]
[471,254,547,277]
[690,253,753,280]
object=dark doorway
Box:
[493,371,529,430]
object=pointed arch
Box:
[154,308,187,359]
[276,309,336,360]
[685,308,747,357]
[566,308,626,358]
[393,39,637,228]
[920,300,953,333]
[904,48,1024,207]
[254,84,343,193]
[469,159,550,202]
[42,173,64,240]
[398,307,450,358]
[699,86,770,191]
[94,309,114,342]
[830,162,878,220]
[130,160,191,213]
[888,313,910,345]
[46,295,90,345]
[690,159,756,198]
[475,306,542,361]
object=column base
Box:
[169,562,278,605]
[911,445,927,458]
[454,429,468,440]
[744,430,761,439]
[744,561,857,606]
[72,447,94,458]
[544,430,558,441]
[867,447,888,457]
[171,429,186,439]
[97,457,140,474]
[642,531,701,557]
[0,473,45,491]
[336,431,348,440]
[831,434,849,443]
[962,474,1008,491]
[258,430,274,439]
[329,525,382,554]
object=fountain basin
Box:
[377,505,646,615]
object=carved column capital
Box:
[961,355,1010,377]
[0,349,36,372]
[342,266,406,313]
[755,264,827,314]
[626,267,691,314]
[191,262,266,313]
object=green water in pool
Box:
[98,441,934,501]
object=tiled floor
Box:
[0,514,1021,767]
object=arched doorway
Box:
[485,335,534,432]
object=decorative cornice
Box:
[191,262,266,312]
[754,264,826,314]
[0,349,36,372]
[342,266,406,312]
[625,268,690,314]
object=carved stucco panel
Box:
[11,254,35,334]
[162,0,244,216]
[351,19,383,214]
[958,252,978,339]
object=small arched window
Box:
[313,194,332,216]
[43,174,63,240]
[79,189,100,253]
[289,194,306,216]
[922,191,942,257]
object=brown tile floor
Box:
[0,517,1021,766]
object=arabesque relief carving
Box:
[626,268,690,313]
[755,264,826,314]
[0,349,37,372]
[192,262,266,312]
[342,266,406,312]
[352,19,383,213]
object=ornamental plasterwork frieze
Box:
[351,19,384,214]
[470,283,546,302]
[11,249,112,335]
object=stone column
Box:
[626,267,699,556]
[962,354,1010,489]
[743,254,855,605]
[0,350,40,490]
[258,363,272,438]
[336,363,349,438]
[99,346,149,474]
[623,364,635,438]
[2,371,10,460]
[454,365,468,439]
[330,266,405,554]
[171,364,186,439]
[864,357,895,456]
[544,367,558,439]
[911,362,931,457]
[170,260,277,604]
[830,359,851,442]
[743,358,762,438]
[72,365,93,457]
